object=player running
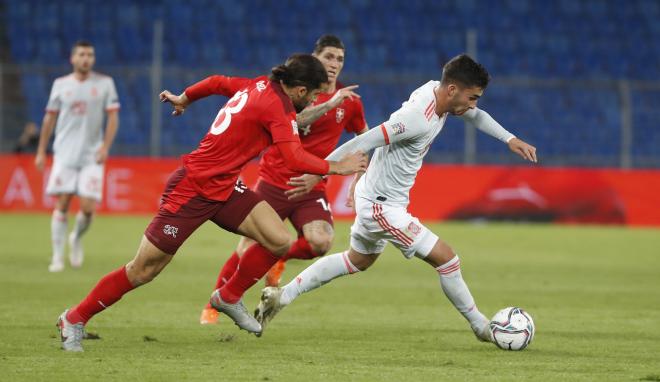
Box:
[55,54,367,351]
[35,40,120,272]
[199,35,369,325]
[254,54,537,343]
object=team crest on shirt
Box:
[291,120,299,135]
[336,108,345,123]
[391,122,406,135]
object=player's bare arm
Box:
[327,151,367,175]
[97,109,119,164]
[160,90,191,116]
[344,126,370,208]
[35,111,58,171]
[285,125,370,200]
[296,85,360,127]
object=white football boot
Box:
[254,286,285,336]
[56,310,85,352]
[48,257,65,273]
[209,289,262,335]
[472,320,494,343]
[68,232,84,268]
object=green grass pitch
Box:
[0,213,659,381]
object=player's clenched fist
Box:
[160,90,190,116]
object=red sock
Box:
[220,244,279,303]
[66,266,135,324]
[283,237,317,260]
[205,252,240,309]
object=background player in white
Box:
[35,40,120,272]
[255,54,537,342]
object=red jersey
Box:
[180,76,314,201]
[258,84,367,191]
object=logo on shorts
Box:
[407,221,421,236]
[163,224,178,238]
[234,181,247,193]
[336,108,345,123]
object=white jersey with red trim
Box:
[355,80,446,207]
[45,72,120,166]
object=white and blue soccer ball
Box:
[489,307,535,351]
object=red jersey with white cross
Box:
[181,76,301,201]
[258,84,366,191]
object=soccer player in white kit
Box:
[255,54,537,342]
[35,40,120,272]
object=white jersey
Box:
[45,72,120,166]
[355,81,446,206]
[354,80,514,207]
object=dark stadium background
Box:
[1,0,658,168]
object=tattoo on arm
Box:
[297,102,333,127]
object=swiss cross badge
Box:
[336,108,345,123]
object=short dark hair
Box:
[269,53,329,91]
[313,34,345,55]
[441,54,490,89]
[71,40,94,54]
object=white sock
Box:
[71,211,93,241]
[436,256,488,329]
[51,210,68,263]
[280,251,359,306]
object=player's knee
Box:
[125,261,161,286]
[236,237,254,256]
[348,252,376,271]
[425,240,457,268]
[306,233,333,256]
[55,198,72,212]
[263,230,292,257]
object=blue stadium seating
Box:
[3,0,658,166]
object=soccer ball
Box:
[489,307,535,350]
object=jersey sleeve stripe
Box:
[379,124,390,145]
[424,100,435,120]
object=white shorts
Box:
[46,161,104,201]
[350,197,438,259]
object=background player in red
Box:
[55,54,368,351]
[199,35,369,325]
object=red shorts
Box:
[145,167,262,255]
[255,179,333,236]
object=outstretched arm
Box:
[460,108,537,163]
[275,141,367,176]
[325,123,389,161]
[286,125,371,201]
[160,75,252,116]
